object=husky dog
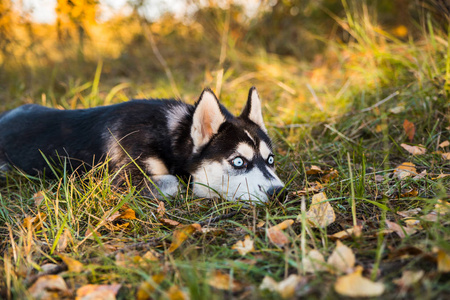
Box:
[0,87,285,202]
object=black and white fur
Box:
[0,87,285,202]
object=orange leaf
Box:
[403,119,415,142]
[59,254,83,273]
[267,220,294,247]
[76,284,121,299]
[120,208,137,220]
[168,223,201,253]
[306,165,323,175]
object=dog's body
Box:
[0,87,284,202]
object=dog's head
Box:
[190,87,285,203]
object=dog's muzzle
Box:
[266,186,287,201]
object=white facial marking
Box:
[260,141,272,159]
[192,158,285,203]
[244,130,256,145]
[167,104,190,133]
[235,142,254,161]
[143,157,169,175]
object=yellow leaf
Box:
[321,169,339,183]
[142,250,161,262]
[59,254,83,273]
[259,274,302,299]
[23,212,47,231]
[28,275,68,299]
[435,200,450,215]
[327,240,355,274]
[334,266,385,297]
[394,162,417,179]
[120,208,137,220]
[400,143,426,155]
[136,274,165,300]
[400,188,419,198]
[232,235,255,256]
[439,140,449,148]
[267,220,294,246]
[167,285,189,300]
[305,192,335,228]
[303,250,326,273]
[76,284,122,300]
[207,270,243,292]
[437,249,450,273]
[168,223,201,253]
[393,25,408,38]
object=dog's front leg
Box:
[144,175,180,199]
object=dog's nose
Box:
[267,186,287,201]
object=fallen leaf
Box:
[436,249,450,273]
[394,162,417,179]
[23,212,47,231]
[334,266,385,297]
[120,208,137,220]
[412,170,427,180]
[160,218,181,227]
[207,270,243,292]
[442,153,450,160]
[136,274,165,300]
[260,274,303,299]
[167,285,189,300]
[432,173,450,179]
[303,250,326,273]
[400,143,426,155]
[400,188,418,198]
[306,165,323,175]
[168,223,201,253]
[404,219,422,230]
[142,250,161,262]
[397,208,422,218]
[157,201,166,217]
[267,220,294,246]
[321,169,339,183]
[33,191,45,207]
[305,192,335,228]
[60,254,83,273]
[439,141,450,148]
[232,235,255,256]
[57,228,73,252]
[28,275,68,299]
[389,105,405,114]
[435,200,450,215]
[403,119,415,142]
[385,220,417,238]
[327,240,355,274]
[38,263,60,275]
[76,284,121,300]
[293,181,323,195]
[329,225,362,240]
[393,270,424,289]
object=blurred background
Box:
[0,0,449,133]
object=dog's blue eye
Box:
[231,157,246,168]
[267,155,274,165]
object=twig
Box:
[360,91,399,112]
[306,83,324,111]
[198,210,239,226]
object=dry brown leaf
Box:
[267,220,294,247]
[136,274,165,300]
[321,169,339,183]
[442,153,450,160]
[142,250,161,262]
[329,225,362,240]
[157,201,166,217]
[33,191,45,207]
[404,219,422,230]
[232,235,255,256]
[400,189,419,198]
[57,228,73,252]
[60,254,83,273]
[207,270,243,292]
[305,192,335,228]
[439,141,450,148]
[168,223,201,253]
[437,249,450,273]
[393,270,424,289]
[23,212,46,231]
[293,181,323,195]
[403,119,415,142]
[28,275,68,299]
[303,250,326,273]
[385,220,417,238]
[38,263,60,275]
[397,208,422,218]
[160,218,181,227]
[167,285,189,300]
[394,162,417,179]
[76,284,121,300]
[260,274,303,299]
[432,173,450,179]
[327,240,355,274]
[400,143,426,155]
[306,165,323,175]
[334,266,385,297]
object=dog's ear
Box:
[240,87,267,132]
[191,88,226,151]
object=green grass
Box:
[1,1,450,299]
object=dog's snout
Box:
[267,186,287,201]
